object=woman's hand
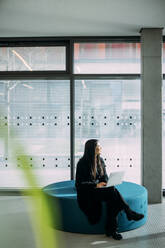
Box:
[96,182,107,188]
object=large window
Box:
[0,39,141,188]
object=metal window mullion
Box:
[163,74,165,196]
[0,36,141,44]
[70,40,75,180]
[74,74,140,80]
[72,37,140,43]
[0,73,141,81]
[0,71,70,80]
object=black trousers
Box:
[93,186,129,233]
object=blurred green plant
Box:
[0,117,62,248]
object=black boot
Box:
[105,230,123,240]
[125,208,144,221]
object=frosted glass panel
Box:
[74,43,140,74]
[0,46,66,71]
[0,82,6,158]
[0,80,70,186]
[75,79,141,184]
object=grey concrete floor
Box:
[0,196,165,248]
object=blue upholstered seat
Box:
[43,180,148,234]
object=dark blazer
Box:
[75,157,108,224]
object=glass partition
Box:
[0,82,6,159]
[75,79,141,184]
[0,80,70,187]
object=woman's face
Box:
[95,143,102,155]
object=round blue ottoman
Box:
[43,180,148,234]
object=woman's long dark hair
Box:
[81,139,104,179]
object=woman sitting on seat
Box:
[75,139,144,240]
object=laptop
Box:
[103,171,125,187]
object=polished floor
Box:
[0,195,165,248]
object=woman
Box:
[75,139,144,240]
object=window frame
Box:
[0,36,141,182]
[0,40,70,75]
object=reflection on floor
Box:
[0,196,165,248]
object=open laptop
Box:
[103,171,125,187]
